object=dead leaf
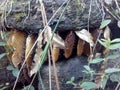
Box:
[104,26,111,39]
[52,46,60,62]
[77,39,84,56]
[6,30,27,68]
[45,26,65,49]
[64,31,75,58]
[52,33,65,49]
[5,30,14,60]
[30,31,43,77]
[25,35,35,74]
[83,43,90,56]
[75,29,94,46]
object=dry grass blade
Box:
[40,0,60,90]
[40,1,60,90]
[115,82,120,90]
[12,0,70,89]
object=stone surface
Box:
[0,0,104,33]
[0,0,120,89]
[39,56,88,90]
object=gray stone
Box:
[39,56,88,90]
[0,0,104,33]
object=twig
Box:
[28,1,68,89]
[115,82,120,90]
[100,0,105,21]
[12,30,43,90]
[87,0,93,61]
[48,50,52,90]
[23,1,31,24]
[92,30,103,54]
[87,0,92,32]
[13,0,69,89]
[103,6,118,20]
[115,0,120,14]
[50,45,60,90]
[39,0,60,90]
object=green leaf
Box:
[82,70,89,74]
[0,31,9,39]
[66,77,75,84]
[66,81,72,84]
[80,82,97,90]
[12,69,19,77]
[108,43,120,50]
[71,77,75,81]
[90,58,104,64]
[6,65,15,70]
[98,40,107,48]
[7,65,19,77]
[29,85,35,90]
[102,75,109,90]
[105,68,120,74]
[0,83,9,89]
[0,86,8,90]
[22,85,35,90]
[0,42,6,46]
[0,53,6,59]
[83,65,91,71]
[111,38,120,43]
[100,20,111,29]
[110,73,120,82]
[107,54,120,60]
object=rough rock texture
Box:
[0,0,120,90]
[38,55,101,90]
[0,46,15,89]
[0,0,105,33]
[39,56,88,90]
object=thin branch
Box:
[100,0,105,21]
[115,0,120,14]
[87,0,92,32]
[50,45,60,90]
[39,0,60,90]
[23,1,31,24]
[115,82,120,90]
[27,0,69,89]
[87,0,93,61]
[12,0,67,89]
[48,49,52,90]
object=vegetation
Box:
[0,0,120,90]
[66,20,120,90]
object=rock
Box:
[0,0,106,33]
[39,56,88,90]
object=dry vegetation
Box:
[0,0,120,90]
